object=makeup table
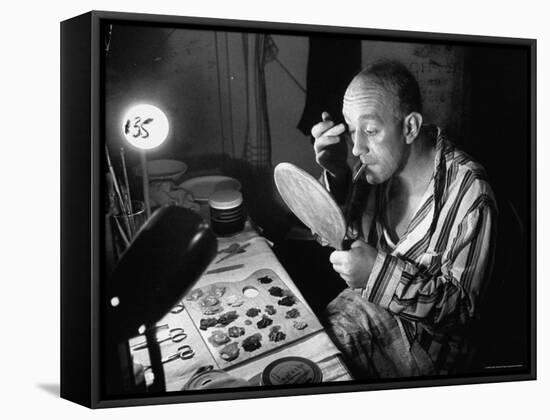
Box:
[129,222,353,391]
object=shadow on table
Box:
[36,383,60,397]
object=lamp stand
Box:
[140,151,152,218]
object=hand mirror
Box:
[274,162,347,250]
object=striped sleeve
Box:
[362,200,496,328]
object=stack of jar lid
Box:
[208,189,246,236]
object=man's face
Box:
[343,77,407,184]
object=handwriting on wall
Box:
[362,42,465,132]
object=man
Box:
[311,60,497,378]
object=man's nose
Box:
[352,134,368,157]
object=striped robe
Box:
[324,129,498,376]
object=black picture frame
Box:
[60,10,536,409]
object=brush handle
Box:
[353,163,368,183]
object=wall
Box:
[361,41,466,140]
[104,24,225,170]
[105,26,314,176]
[264,35,314,173]
[105,27,465,179]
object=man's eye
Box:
[363,128,377,136]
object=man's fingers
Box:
[329,250,341,265]
[312,124,347,153]
[322,111,332,122]
[340,274,352,283]
[322,124,346,138]
[313,136,341,154]
[330,250,348,265]
[311,120,335,138]
[331,263,350,277]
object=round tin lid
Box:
[261,356,322,386]
[208,190,243,209]
[183,366,249,390]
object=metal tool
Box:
[131,327,187,351]
[154,324,169,331]
[171,301,185,314]
[215,242,250,264]
[143,345,195,370]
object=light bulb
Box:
[121,103,169,150]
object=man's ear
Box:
[403,112,423,144]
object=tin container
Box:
[208,190,246,236]
[261,356,323,386]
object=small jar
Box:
[208,190,246,236]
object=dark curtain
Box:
[298,37,362,137]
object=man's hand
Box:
[312,112,348,178]
[330,240,378,289]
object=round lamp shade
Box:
[121,104,169,150]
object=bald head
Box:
[344,60,422,123]
[344,75,402,125]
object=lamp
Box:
[121,103,170,217]
[105,206,217,394]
